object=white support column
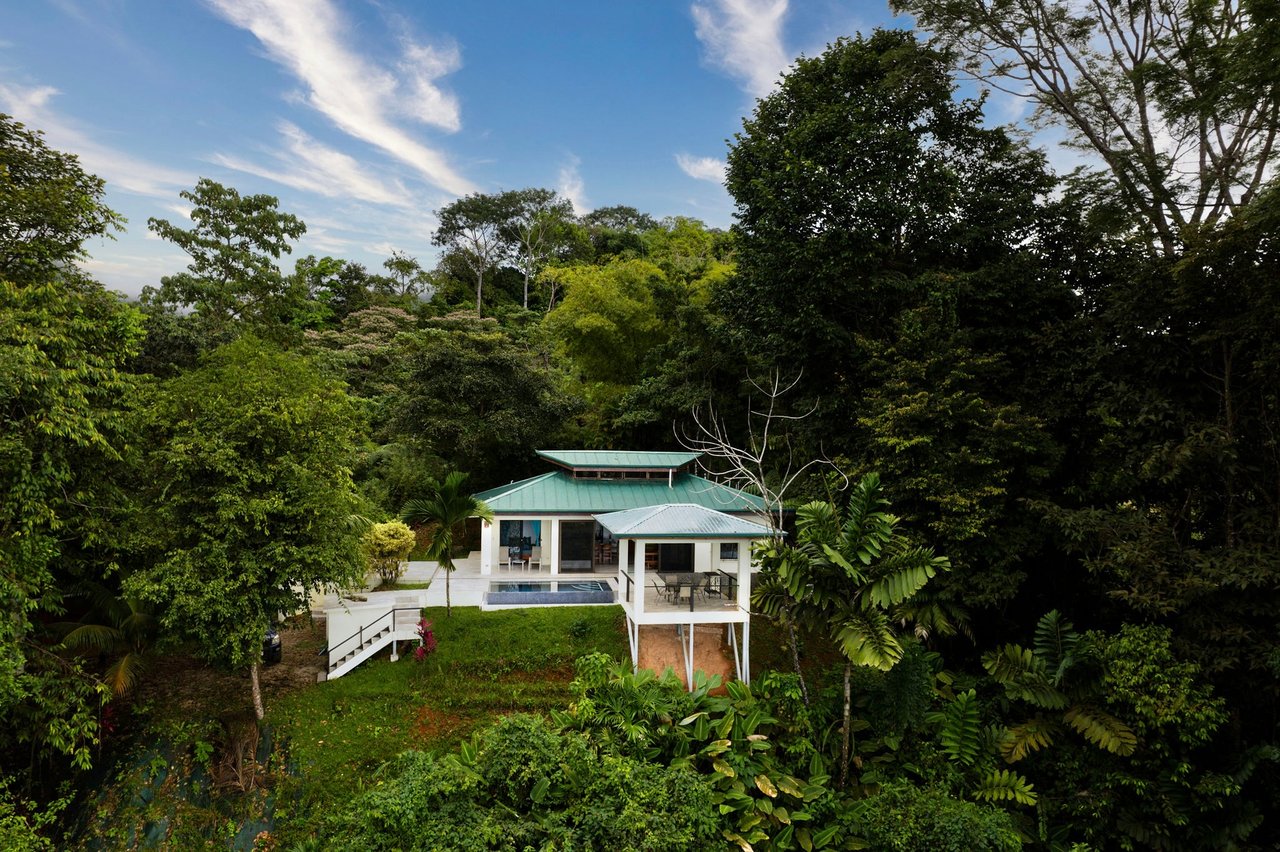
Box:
[627,616,638,671]
[728,623,741,682]
[742,620,750,684]
[737,542,751,613]
[480,519,495,576]
[547,517,560,575]
[635,540,646,617]
[685,622,695,691]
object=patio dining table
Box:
[658,572,706,606]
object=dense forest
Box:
[4,12,1280,851]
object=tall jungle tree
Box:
[1,114,143,769]
[127,337,366,720]
[146,179,306,336]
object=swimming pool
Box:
[486,580,615,606]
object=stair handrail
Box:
[327,606,420,669]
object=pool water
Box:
[485,580,615,606]
[492,581,609,593]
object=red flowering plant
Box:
[414,618,437,661]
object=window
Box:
[719,542,739,560]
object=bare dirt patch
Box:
[133,615,329,721]
[637,624,736,690]
[412,706,472,743]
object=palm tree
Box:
[55,582,162,697]
[401,471,494,617]
[753,473,951,788]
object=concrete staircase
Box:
[323,597,424,681]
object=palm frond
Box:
[999,716,1060,763]
[835,608,904,671]
[935,689,982,766]
[1063,704,1137,756]
[1033,610,1080,686]
[58,623,123,654]
[982,644,1068,709]
[973,769,1037,806]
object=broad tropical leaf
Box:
[974,769,1037,806]
[866,546,939,607]
[982,644,1068,709]
[1033,610,1080,686]
[1063,704,1138,756]
[936,688,982,766]
[836,608,904,671]
[999,716,1059,763]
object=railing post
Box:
[359,625,363,647]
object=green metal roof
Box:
[474,471,765,514]
[536,449,701,470]
[595,504,776,539]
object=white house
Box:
[473,450,766,575]
[474,450,778,686]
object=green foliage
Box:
[0,114,123,281]
[363,521,416,585]
[982,613,1136,758]
[126,337,366,713]
[973,769,1037,806]
[0,779,62,852]
[545,258,671,385]
[146,178,307,336]
[934,689,982,766]
[846,783,1023,851]
[55,582,161,697]
[1095,625,1226,752]
[1061,705,1137,757]
[555,654,841,850]
[389,314,579,486]
[330,714,719,851]
[0,115,143,773]
[401,471,494,615]
[997,717,1057,764]
[982,645,1068,710]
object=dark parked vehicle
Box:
[263,630,282,665]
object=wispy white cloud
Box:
[0,82,191,197]
[396,40,462,131]
[675,153,727,184]
[213,121,414,207]
[558,154,589,215]
[205,0,474,195]
[691,0,790,98]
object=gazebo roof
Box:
[594,504,776,539]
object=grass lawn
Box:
[268,605,628,841]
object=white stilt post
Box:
[728,623,741,681]
[685,622,695,691]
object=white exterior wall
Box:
[693,541,712,572]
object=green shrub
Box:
[327,714,719,851]
[844,783,1022,851]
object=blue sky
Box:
[1,0,928,297]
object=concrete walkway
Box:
[331,556,616,611]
